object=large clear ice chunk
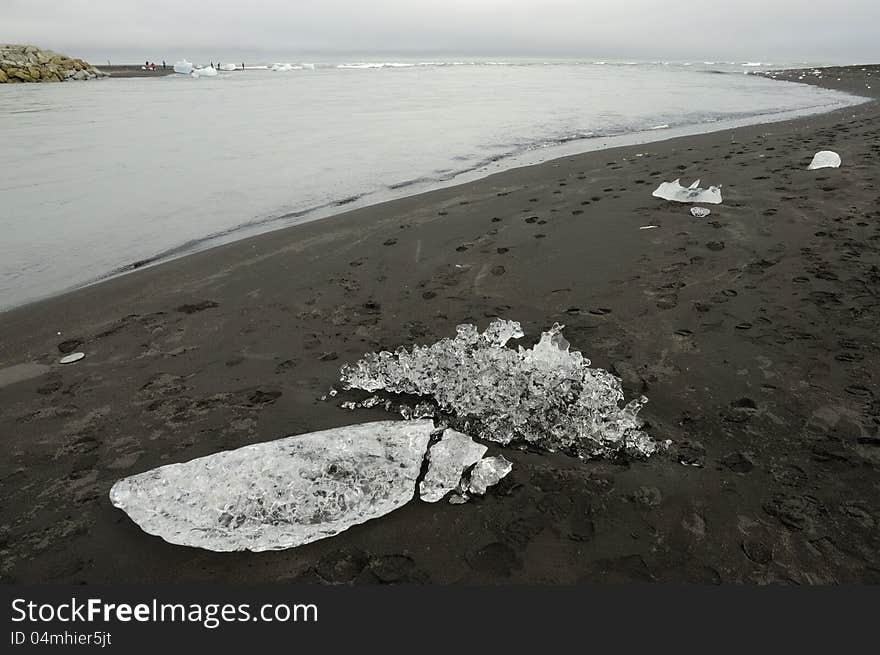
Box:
[419,429,487,503]
[109,420,434,552]
[340,320,659,459]
[653,178,723,204]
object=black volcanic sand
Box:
[1,66,879,585]
[102,64,176,78]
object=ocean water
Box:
[0,60,862,310]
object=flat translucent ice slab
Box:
[109,420,434,552]
[653,179,723,204]
[419,430,487,503]
[173,60,193,75]
[807,151,841,170]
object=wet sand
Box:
[1,65,879,584]
[101,64,175,78]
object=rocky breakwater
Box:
[0,44,108,83]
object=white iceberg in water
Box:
[191,66,218,78]
[807,151,841,170]
[271,63,301,72]
[219,63,237,71]
[110,420,434,552]
[172,60,193,75]
[419,430,487,503]
[653,179,723,204]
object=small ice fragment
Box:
[448,492,470,505]
[109,420,434,552]
[59,352,85,364]
[639,225,659,230]
[467,456,513,495]
[219,63,237,71]
[807,151,841,170]
[653,179,723,204]
[481,318,524,346]
[419,429,487,503]
[399,401,436,420]
[690,207,711,218]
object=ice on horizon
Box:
[653,178,723,204]
[340,319,660,459]
[191,66,218,78]
[172,60,193,75]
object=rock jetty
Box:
[0,44,108,83]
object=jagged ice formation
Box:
[340,320,661,459]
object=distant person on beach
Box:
[241,62,245,70]
[162,60,166,69]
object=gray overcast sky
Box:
[3,0,879,62]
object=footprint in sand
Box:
[175,300,219,314]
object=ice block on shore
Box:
[467,455,513,495]
[419,429,487,503]
[340,319,660,459]
[653,179,723,204]
[807,151,841,170]
[110,420,434,552]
